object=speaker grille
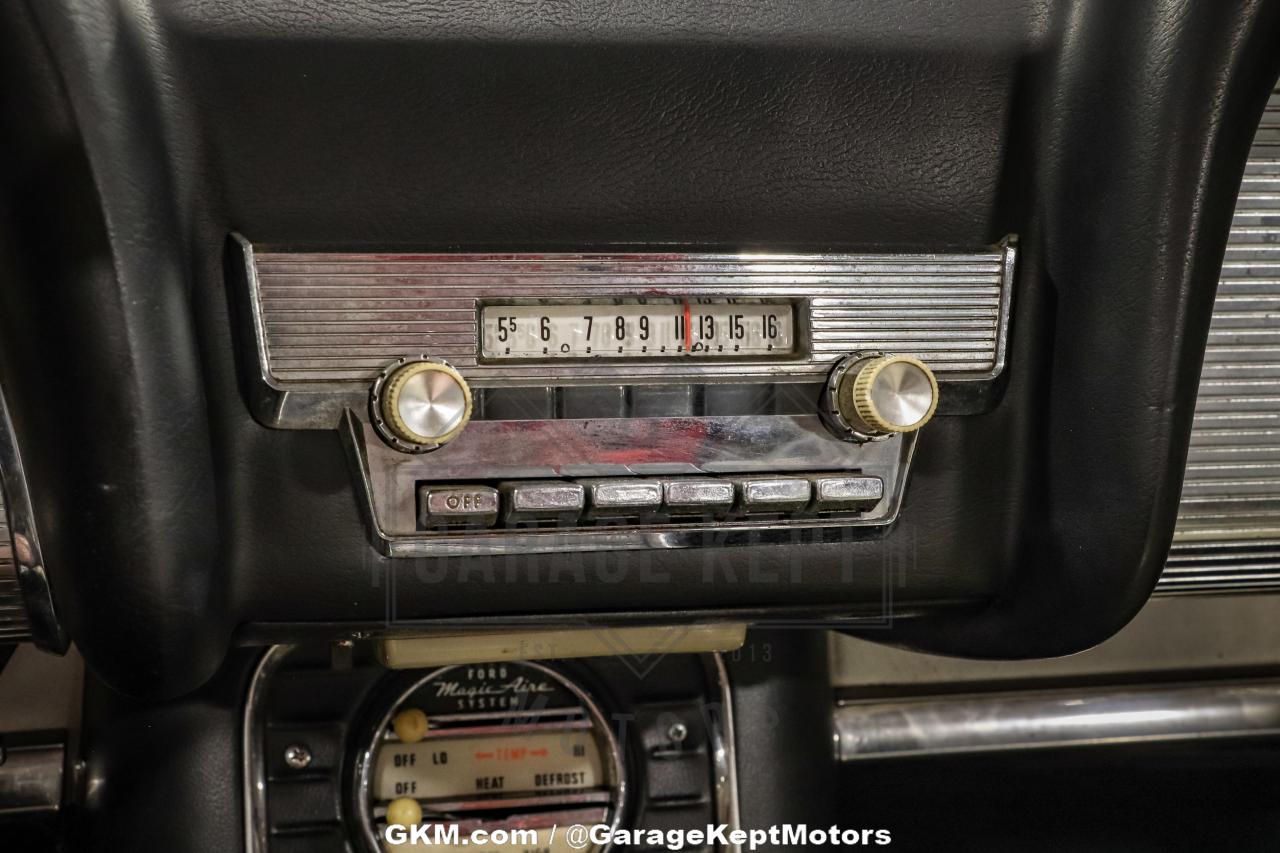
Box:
[1160,87,1280,594]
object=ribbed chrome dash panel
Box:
[250,247,1014,386]
[0,488,32,641]
[1161,88,1280,594]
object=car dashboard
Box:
[1,1,1280,851]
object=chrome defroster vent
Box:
[1161,87,1280,594]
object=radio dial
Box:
[371,358,473,453]
[823,353,939,441]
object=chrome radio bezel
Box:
[228,235,1014,558]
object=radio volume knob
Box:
[371,358,473,453]
[823,354,939,441]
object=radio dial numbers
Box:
[480,301,795,359]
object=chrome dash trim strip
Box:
[710,653,743,853]
[0,385,65,652]
[242,645,294,853]
[834,680,1280,760]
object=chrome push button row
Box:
[418,474,885,530]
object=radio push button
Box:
[579,478,664,520]
[736,477,812,515]
[662,478,735,516]
[808,475,884,512]
[501,481,586,525]
[418,485,499,528]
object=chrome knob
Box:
[822,353,938,441]
[371,358,473,453]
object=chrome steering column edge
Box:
[0,384,67,653]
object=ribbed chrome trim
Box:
[1161,540,1280,595]
[835,680,1280,760]
[1161,87,1280,593]
[251,247,1013,385]
[1250,90,1280,159]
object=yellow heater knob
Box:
[392,708,430,744]
[385,797,422,828]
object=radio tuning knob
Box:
[371,357,473,453]
[822,353,939,441]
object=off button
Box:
[419,485,499,529]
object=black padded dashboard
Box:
[0,0,1277,696]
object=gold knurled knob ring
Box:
[847,355,939,434]
[370,357,473,453]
